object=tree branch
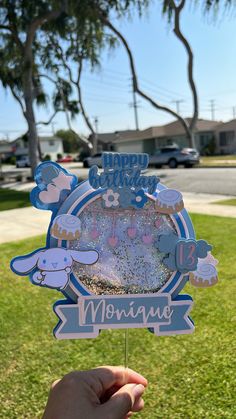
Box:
[0,24,10,31]
[100,12,192,138]
[10,87,26,115]
[170,0,198,132]
[4,6,24,51]
[39,72,91,148]
[26,8,64,49]
[46,38,95,137]
[76,59,95,135]
[0,24,24,51]
[38,73,57,84]
[36,109,63,126]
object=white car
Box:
[16,156,30,168]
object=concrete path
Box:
[0,207,51,244]
[0,192,235,245]
[183,192,236,218]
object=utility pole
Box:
[233,106,236,119]
[93,116,98,154]
[171,99,184,114]
[129,79,140,131]
[210,100,215,120]
[51,122,57,135]
[132,90,139,130]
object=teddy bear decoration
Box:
[10,152,218,339]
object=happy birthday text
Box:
[89,152,159,194]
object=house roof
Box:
[0,140,13,153]
[162,118,221,137]
[110,118,221,144]
[214,119,236,132]
[0,140,11,145]
[93,130,137,144]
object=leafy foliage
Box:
[0,0,149,169]
[162,0,235,21]
[56,129,81,153]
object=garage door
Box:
[116,141,143,153]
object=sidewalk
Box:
[0,192,235,245]
[183,192,236,218]
[0,207,50,244]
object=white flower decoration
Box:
[102,189,120,208]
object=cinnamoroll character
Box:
[11,247,98,290]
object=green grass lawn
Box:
[212,198,236,206]
[200,155,236,167]
[0,188,30,211]
[0,214,235,418]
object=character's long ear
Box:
[69,250,98,265]
[11,251,42,275]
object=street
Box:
[148,167,236,196]
[2,164,236,196]
[1,164,236,244]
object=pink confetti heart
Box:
[155,219,163,228]
[142,234,153,244]
[127,227,137,239]
[91,229,99,240]
[108,236,118,247]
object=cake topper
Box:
[10,153,218,341]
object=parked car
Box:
[57,155,74,163]
[149,146,199,168]
[83,153,102,168]
[16,156,30,168]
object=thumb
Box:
[101,383,145,419]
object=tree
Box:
[96,0,198,148]
[0,1,74,175]
[0,1,149,175]
[56,129,81,153]
[38,10,118,153]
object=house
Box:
[214,119,236,154]
[88,130,137,152]
[0,140,14,161]
[112,119,221,155]
[12,135,64,161]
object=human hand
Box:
[43,365,148,419]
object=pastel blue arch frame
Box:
[48,179,195,303]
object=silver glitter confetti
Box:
[71,198,177,295]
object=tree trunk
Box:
[187,131,196,149]
[37,135,43,161]
[23,68,39,177]
[92,133,98,154]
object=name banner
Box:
[54,294,194,339]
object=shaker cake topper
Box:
[10,153,218,339]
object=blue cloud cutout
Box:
[31,161,78,212]
[156,233,212,273]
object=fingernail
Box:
[132,384,145,398]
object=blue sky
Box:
[1,2,236,140]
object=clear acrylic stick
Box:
[124,329,129,368]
